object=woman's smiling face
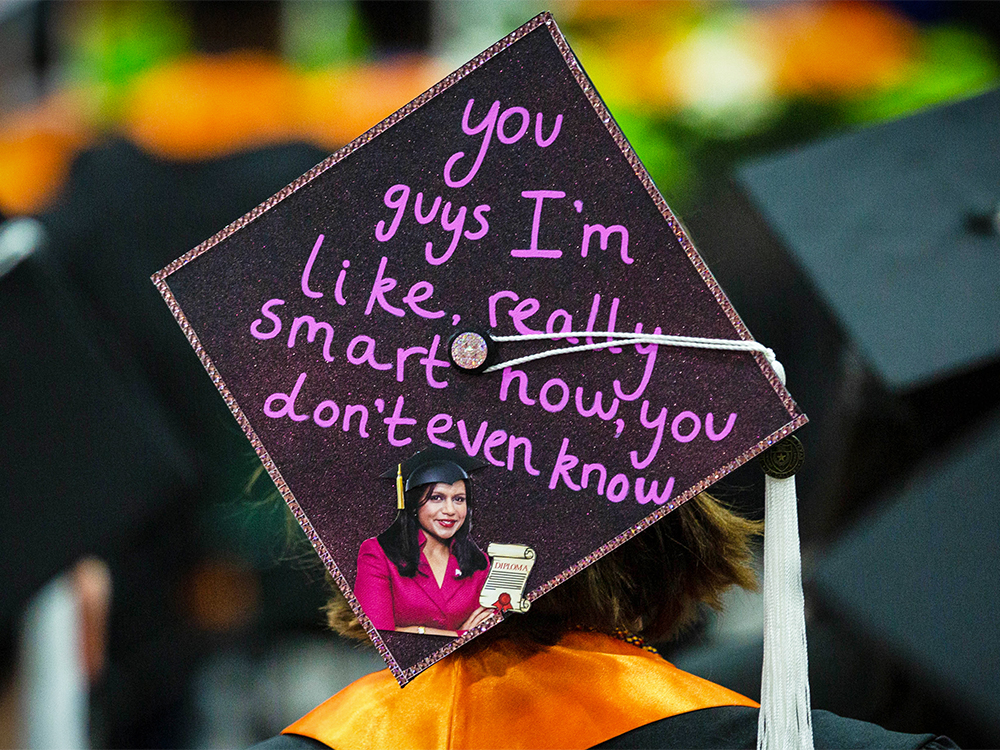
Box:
[417,480,468,544]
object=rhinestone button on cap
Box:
[450,331,490,371]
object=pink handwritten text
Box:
[375,183,490,265]
[444,98,562,188]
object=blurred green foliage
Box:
[283,2,370,71]
[64,1,190,123]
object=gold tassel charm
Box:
[396,463,405,510]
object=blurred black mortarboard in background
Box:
[29,139,332,746]
[810,409,1000,748]
[681,84,1000,750]
[687,88,1000,541]
[0,216,192,661]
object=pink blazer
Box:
[354,532,490,632]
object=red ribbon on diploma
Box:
[493,592,512,613]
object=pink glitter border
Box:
[152,12,807,686]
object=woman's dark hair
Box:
[375,478,489,580]
[328,491,761,644]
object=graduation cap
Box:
[738,89,1000,393]
[380,447,488,508]
[153,13,811,748]
[687,89,1000,539]
[810,410,1000,743]
[0,218,192,637]
[737,90,1000,470]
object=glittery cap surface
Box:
[153,13,805,685]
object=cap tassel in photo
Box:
[396,464,405,511]
[758,378,813,750]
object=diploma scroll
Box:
[481,543,536,613]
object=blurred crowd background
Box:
[1,1,998,748]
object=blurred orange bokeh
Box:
[0,93,91,215]
[760,2,917,96]
[122,52,303,161]
[0,1,992,217]
[0,51,440,214]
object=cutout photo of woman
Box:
[354,448,493,636]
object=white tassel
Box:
[757,470,814,750]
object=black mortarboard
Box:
[379,447,488,491]
[810,410,1000,743]
[738,89,1000,392]
[688,90,1000,540]
[152,17,810,744]
[0,218,192,636]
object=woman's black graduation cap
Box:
[380,447,488,492]
[380,447,488,509]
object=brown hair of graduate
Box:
[326,492,761,644]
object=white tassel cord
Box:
[485,329,785,379]
[758,471,814,750]
[482,326,811,749]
